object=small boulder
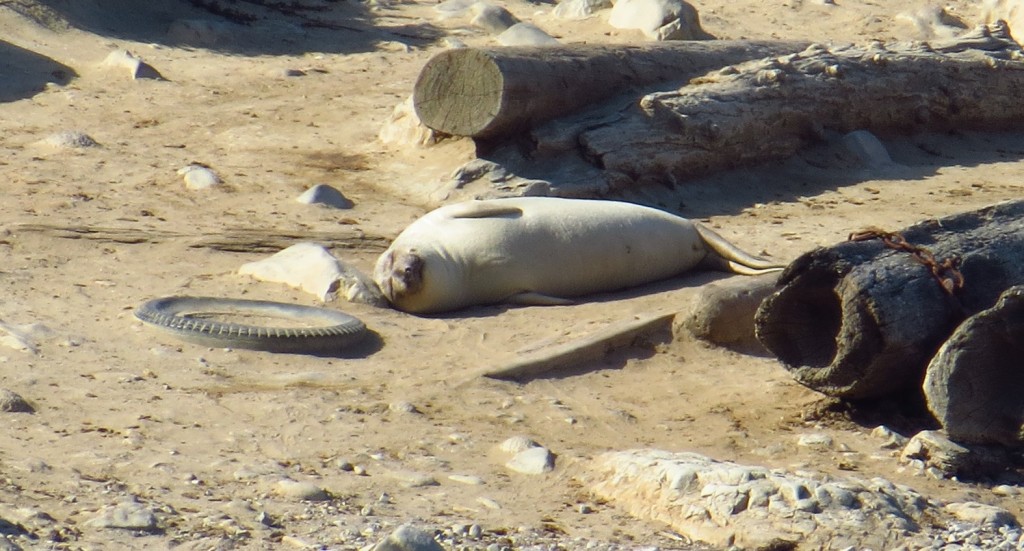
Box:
[496,23,559,46]
[371,524,444,551]
[469,2,520,33]
[607,0,712,41]
[680,273,779,354]
[101,50,163,80]
[296,184,353,209]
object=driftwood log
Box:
[412,41,809,139]
[575,22,1024,189]
[754,199,1024,400]
[924,285,1024,446]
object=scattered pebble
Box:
[177,164,221,190]
[498,435,540,454]
[447,474,484,485]
[85,500,159,532]
[505,446,555,475]
[101,49,163,80]
[0,389,33,413]
[296,183,353,209]
[274,479,330,502]
[370,523,444,551]
[385,470,439,488]
[797,433,834,449]
[38,130,99,149]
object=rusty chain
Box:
[848,227,965,296]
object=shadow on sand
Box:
[0,39,75,102]
[6,0,444,56]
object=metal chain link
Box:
[848,227,965,296]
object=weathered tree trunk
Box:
[412,41,809,139]
[557,23,1024,190]
[924,285,1024,446]
[754,199,1024,399]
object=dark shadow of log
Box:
[755,199,1024,399]
[924,285,1024,446]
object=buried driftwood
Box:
[755,199,1024,400]
[412,40,808,139]
[924,285,1024,446]
[7,223,389,253]
[480,312,674,380]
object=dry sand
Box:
[0,0,1023,549]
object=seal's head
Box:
[374,248,426,309]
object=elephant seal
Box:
[374,197,783,314]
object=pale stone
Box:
[378,95,444,148]
[677,273,778,354]
[469,2,520,33]
[496,23,559,46]
[505,446,555,474]
[177,164,221,190]
[371,524,444,551]
[39,130,99,148]
[945,502,1018,528]
[498,435,540,454]
[841,130,893,168]
[554,0,613,20]
[607,0,710,41]
[274,479,330,501]
[296,184,353,209]
[101,50,163,80]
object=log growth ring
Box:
[414,49,504,138]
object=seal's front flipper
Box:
[447,202,523,220]
[506,292,574,306]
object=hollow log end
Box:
[413,48,505,137]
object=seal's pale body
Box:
[374,197,780,314]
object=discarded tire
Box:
[134,296,366,354]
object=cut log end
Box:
[924,286,1024,446]
[414,48,505,138]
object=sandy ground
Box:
[1,0,1024,549]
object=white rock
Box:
[797,433,834,449]
[0,389,32,413]
[945,502,1018,528]
[841,130,893,168]
[378,95,444,148]
[496,23,559,46]
[101,50,163,80]
[448,474,485,485]
[371,523,444,551]
[505,446,555,474]
[434,0,477,19]
[470,2,520,33]
[607,0,709,41]
[85,500,158,531]
[498,435,540,454]
[296,184,353,209]
[177,164,221,190]
[554,0,613,20]
[274,479,330,501]
[39,130,99,149]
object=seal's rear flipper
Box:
[694,223,785,274]
[506,292,574,306]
